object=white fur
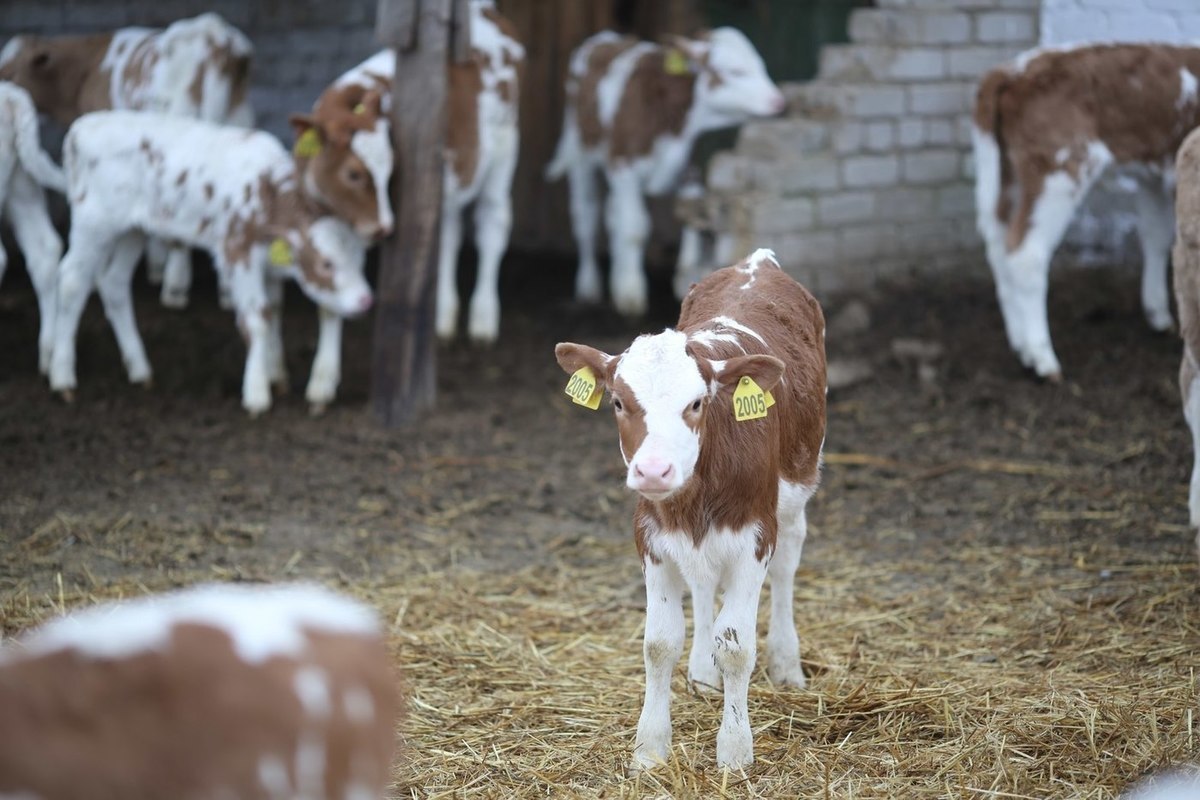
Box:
[11,584,380,664]
[344,2,522,344]
[293,667,333,718]
[0,83,66,374]
[51,111,371,414]
[615,330,707,494]
[550,29,783,316]
[343,687,376,724]
[87,14,256,311]
[1179,68,1198,110]
[348,121,394,236]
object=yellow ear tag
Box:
[765,390,775,409]
[664,48,691,76]
[565,366,603,410]
[353,103,366,114]
[268,238,293,268]
[293,128,322,158]
[733,376,769,421]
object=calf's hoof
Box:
[58,388,76,404]
[308,401,328,417]
[160,289,189,310]
[767,659,807,689]
[716,727,754,771]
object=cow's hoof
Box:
[308,402,328,417]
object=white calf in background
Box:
[556,249,826,770]
[546,28,783,316]
[0,82,67,373]
[52,111,374,414]
[973,43,1200,381]
[0,583,399,800]
[294,0,523,343]
[0,12,255,309]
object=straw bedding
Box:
[0,265,1197,797]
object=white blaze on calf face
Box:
[296,217,373,318]
[614,330,709,499]
[348,120,394,237]
[700,28,785,123]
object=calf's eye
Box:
[690,399,702,412]
[613,398,623,411]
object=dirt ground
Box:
[1,252,1197,798]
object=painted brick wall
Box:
[1042,0,1200,265]
[698,0,1040,295]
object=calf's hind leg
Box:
[766,481,812,688]
[95,230,153,385]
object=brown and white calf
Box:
[51,111,374,414]
[0,12,255,309]
[1171,127,1200,564]
[0,82,67,374]
[556,249,826,770]
[291,0,522,343]
[0,583,399,799]
[546,29,783,317]
[973,43,1200,381]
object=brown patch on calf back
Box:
[0,623,398,799]
[121,34,160,104]
[0,32,115,125]
[992,44,1200,252]
[577,37,640,149]
[609,49,697,161]
[633,263,825,561]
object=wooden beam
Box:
[371,0,451,427]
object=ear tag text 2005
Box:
[565,367,603,410]
[733,376,773,422]
[294,128,322,158]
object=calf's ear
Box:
[555,343,617,384]
[713,354,785,394]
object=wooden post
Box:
[370,0,454,427]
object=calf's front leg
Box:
[306,307,343,414]
[712,531,769,770]
[228,262,272,415]
[632,557,686,772]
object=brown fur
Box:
[1174,129,1200,390]
[222,175,332,291]
[0,33,116,125]
[577,38,640,149]
[556,258,826,563]
[976,44,1200,251]
[448,58,484,188]
[609,49,697,161]
[0,623,398,799]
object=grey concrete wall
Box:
[0,1,381,142]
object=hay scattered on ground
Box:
[2,509,1196,799]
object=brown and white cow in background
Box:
[1170,126,1200,565]
[546,28,784,317]
[51,111,374,415]
[0,583,399,800]
[556,249,826,770]
[0,82,68,374]
[973,43,1200,381]
[0,12,254,309]
[291,0,523,343]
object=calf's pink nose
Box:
[633,458,675,490]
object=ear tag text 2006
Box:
[565,367,603,410]
[268,238,293,267]
[733,376,771,421]
[294,128,322,158]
